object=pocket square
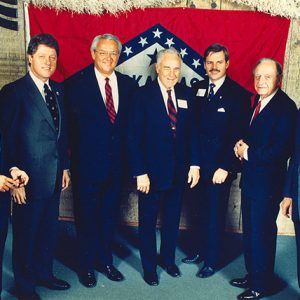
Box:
[217,107,225,112]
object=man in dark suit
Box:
[182,44,252,278]
[281,108,300,289]
[232,58,297,300]
[128,47,200,286]
[64,34,138,288]
[0,33,70,300]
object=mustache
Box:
[209,69,220,72]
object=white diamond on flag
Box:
[116,24,206,87]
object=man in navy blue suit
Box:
[64,34,138,288]
[232,58,297,300]
[281,109,300,290]
[0,34,70,300]
[128,47,200,286]
[182,44,252,278]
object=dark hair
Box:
[204,43,229,62]
[253,58,282,84]
[27,33,59,57]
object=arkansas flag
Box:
[28,6,290,94]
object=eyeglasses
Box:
[95,50,119,57]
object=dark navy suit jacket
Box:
[284,109,300,221]
[0,73,68,198]
[64,64,138,183]
[192,77,252,180]
[128,79,200,191]
[241,89,297,199]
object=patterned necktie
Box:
[105,77,116,124]
[251,100,261,124]
[167,89,177,136]
[43,83,59,132]
[208,83,216,101]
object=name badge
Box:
[196,89,206,97]
[178,99,188,109]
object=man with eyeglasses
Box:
[64,34,138,288]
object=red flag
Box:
[28,6,290,94]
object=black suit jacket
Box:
[0,73,69,198]
[64,64,138,183]
[192,76,252,180]
[241,89,297,199]
[128,79,200,191]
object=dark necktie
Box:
[105,77,116,124]
[43,83,59,132]
[208,83,216,101]
[167,89,177,136]
[251,100,261,124]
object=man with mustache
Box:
[182,43,252,278]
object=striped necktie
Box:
[167,89,177,136]
[105,77,116,124]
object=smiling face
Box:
[28,44,57,82]
[155,52,181,89]
[91,39,120,76]
[204,50,229,82]
[254,60,278,99]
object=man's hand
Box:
[62,170,70,191]
[11,187,26,205]
[212,168,228,184]
[137,174,150,194]
[188,167,200,188]
[0,175,17,192]
[234,140,249,160]
[280,197,292,218]
[10,168,29,187]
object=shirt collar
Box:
[94,67,116,82]
[209,75,226,91]
[258,88,278,104]
[157,77,175,95]
[29,70,50,90]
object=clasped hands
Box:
[234,139,249,161]
[8,168,29,205]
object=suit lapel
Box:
[24,74,57,133]
[154,80,173,131]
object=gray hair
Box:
[156,47,182,65]
[90,33,122,53]
[253,57,282,84]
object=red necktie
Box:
[251,100,261,124]
[167,89,177,135]
[105,77,116,124]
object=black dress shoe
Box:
[165,264,181,277]
[230,276,251,289]
[196,265,215,278]
[143,271,159,286]
[182,254,202,264]
[37,276,70,290]
[237,289,264,300]
[17,291,41,300]
[79,271,97,288]
[98,265,124,281]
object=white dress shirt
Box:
[94,68,119,112]
[209,75,226,95]
[157,78,177,113]
[29,70,50,101]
